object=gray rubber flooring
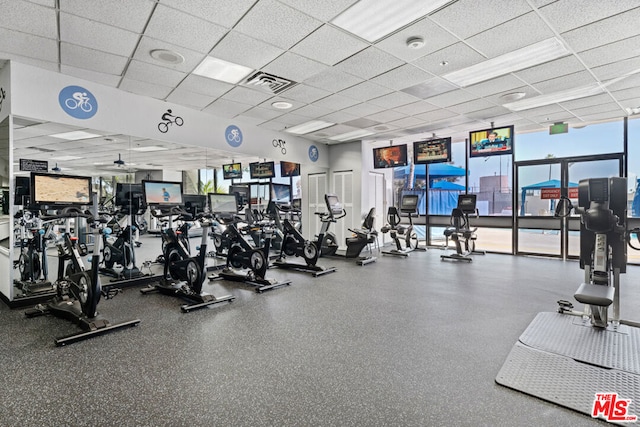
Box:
[2,236,633,426]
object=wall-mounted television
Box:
[249,161,275,179]
[413,138,451,164]
[14,176,30,205]
[222,162,242,180]
[115,183,143,208]
[31,172,92,206]
[469,125,514,158]
[208,193,238,215]
[280,161,300,177]
[271,183,291,204]
[142,180,183,206]
[373,145,408,169]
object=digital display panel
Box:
[280,161,300,177]
[469,125,514,158]
[249,161,275,179]
[142,180,183,205]
[271,183,291,203]
[208,193,238,214]
[31,172,92,206]
[373,145,408,169]
[222,162,242,180]
[413,138,451,164]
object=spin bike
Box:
[141,206,235,312]
[381,194,425,257]
[441,194,485,262]
[210,218,291,293]
[555,177,628,328]
[25,205,140,345]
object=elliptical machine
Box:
[555,177,627,328]
[441,194,484,262]
[381,194,425,257]
[13,210,55,295]
[141,206,235,312]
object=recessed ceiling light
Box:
[129,146,169,152]
[406,37,425,49]
[193,56,254,84]
[50,131,101,140]
[272,101,293,110]
[51,155,83,161]
[439,61,448,66]
[500,92,526,102]
[150,49,185,65]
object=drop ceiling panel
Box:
[578,35,640,68]
[262,52,329,82]
[281,84,332,104]
[221,86,274,105]
[60,13,139,57]
[340,102,386,117]
[319,111,359,124]
[532,71,597,94]
[267,113,310,126]
[277,0,358,21]
[365,109,407,123]
[291,25,367,66]
[0,28,58,63]
[60,65,122,87]
[303,68,363,92]
[240,106,285,121]
[394,101,440,116]
[571,102,624,117]
[465,106,512,120]
[119,77,174,99]
[176,74,233,98]
[376,17,459,62]
[161,0,256,28]
[124,60,187,88]
[465,75,530,98]
[413,109,458,123]
[0,1,57,38]
[388,116,425,129]
[289,104,334,118]
[334,47,405,80]
[339,81,394,102]
[560,93,614,110]
[591,55,640,81]
[165,88,215,110]
[133,36,205,73]
[209,31,284,70]
[561,7,640,52]
[234,0,322,50]
[539,0,640,33]
[369,91,420,109]
[514,55,585,84]
[425,89,479,108]
[313,93,361,110]
[60,0,154,32]
[61,43,129,75]
[412,42,486,76]
[447,98,495,114]
[371,65,433,91]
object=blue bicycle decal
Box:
[309,145,319,162]
[59,85,97,119]
[225,125,243,147]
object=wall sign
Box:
[225,125,243,147]
[58,85,98,119]
[158,109,183,133]
[308,145,319,162]
[272,139,286,155]
[19,158,48,172]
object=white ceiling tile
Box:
[562,7,640,52]
[369,91,420,109]
[465,75,530,97]
[465,106,512,120]
[240,106,285,121]
[60,13,139,57]
[334,47,404,80]
[466,12,555,58]
[413,109,458,123]
[371,65,433,91]
[394,101,440,116]
[0,1,57,38]
[340,102,387,117]
[280,84,331,104]
[319,110,359,124]
[539,0,640,33]
[592,55,640,82]
[210,31,284,70]
[401,77,457,99]
[124,60,187,88]
[339,81,393,102]
[366,110,407,123]
[412,42,486,76]
[144,4,227,53]
[176,74,233,98]
[133,36,205,73]
[234,0,322,50]
[388,116,425,129]
[257,97,304,111]
[0,28,58,62]
[277,0,358,21]
[60,0,154,32]
[313,93,360,110]
[232,115,265,127]
[375,17,458,62]
[611,86,640,101]
[570,102,623,117]
[221,86,274,105]
[483,86,542,106]
[447,99,494,114]
[514,55,586,84]
[262,52,329,82]
[258,120,288,132]
[429,0,533,39]
[560,93,613,110]
[268,113,310,127]
[576,110,627,122]
[291,104,334,118]
[166,88,215,110]
[425,89,478,108]
[291,24,367,66]
[532,71,598,93]
[60,65,122,87]
[578,35,640,68]
[203,98,252,118]
[61,43,128,75]
[118,78,173,99]
[304,69,363,92]
[161,0,256,28]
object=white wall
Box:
[328,141,362,230]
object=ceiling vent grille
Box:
[242,71,296,94]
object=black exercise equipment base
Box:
[356,256,377,266]
[100,267,145,281]
[140,279,235,312]
[25,302,140,346]
[209,269,291,293]
[440,253,472,262]
[382,249,410,257]
[13,279,54,295]
[272,258,336,277]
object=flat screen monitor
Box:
[457,194,477,213]
[229,184,249,206]
[469,125,514,158]
[280,161,300,177]
[115,183,143,208]
[183,194,207,215]
[142,180,183,206]
[324,193,343,217]
[373,145,408,169]
[222,162,242,180]
[413,138,451,164]
[249,161,275,179]
[271,183,291,204]
[400,194,419,213]
[208,193,238,215]
[31,172,92,206]
[14,176,30,205]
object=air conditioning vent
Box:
[242,71,297,94]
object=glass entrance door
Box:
[516,154,623,258]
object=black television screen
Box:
[142,180,183,206]
[183,194,206,215]
[469,125,514,158]
[208,193,238,215]
[14,176,30,205]
[457,194,477,213]
[271,183,291,204]
[115,183,143,208]
[31,172,92,206]
[229,184,249,206]
[400,194,419,212]
[280,161,300,177]
[373,145,408,169]
[413,138,451,164]
[249,161,275,179]
[222,162,242,180]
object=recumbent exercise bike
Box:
[381,194,424,257]
[441,194,485,262]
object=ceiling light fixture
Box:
[272,101,293,110]
[50,155,83,161]
[150,49,185,65]
[443,38,570,88]
[50,130,101,140]
[500,92,526,102]
[193,56,254,84]
[331,0,452,42]
[52,163,61,172]
[285,120,335,135]
[329,129,376,142]
[406,37,425,50]
[130,145,168,152]
[114,153,125,167]
[503,83,603,111]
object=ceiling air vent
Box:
[242,71,297,94]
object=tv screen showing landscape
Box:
[31,172,92,206]
[142,180,183,205]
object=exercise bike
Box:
[25,205,140,346]
[441,194,485,262]
[141,206,235,312]
[100,221,143,280]
[381,194,425,257]
[555,177,628,328]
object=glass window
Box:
[427,140,466,215]
[468,154,513,216]
[628,117,640,218]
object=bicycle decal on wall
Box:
[225,125,243,147]
[158,109,183,133]
[272,139,286,155]
[58,85,98,119]
[309,145,319,162]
